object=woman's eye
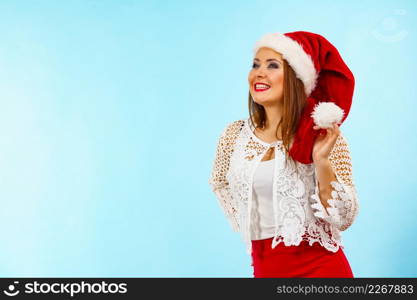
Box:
[251,63,279,69]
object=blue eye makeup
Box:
[251,62,280,69]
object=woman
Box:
[208,31,359,278]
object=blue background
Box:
[0,0,415,277]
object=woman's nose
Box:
[256,72,266,79]
[255,66,267,77]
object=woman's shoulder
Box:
[227,118,246,129]
[220,118,246,136]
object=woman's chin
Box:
[253,98,274,105]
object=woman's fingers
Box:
[313,123,339,129]
[314,122,339,137]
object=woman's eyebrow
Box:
[253,58,282,63]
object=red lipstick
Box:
[254,82,271,92]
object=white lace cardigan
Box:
[208,118,359,255]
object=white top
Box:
[209,118,359,255]
[250,158,276,240]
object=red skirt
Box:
[251,237,354,278]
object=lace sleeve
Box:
[310,133,359,231]
[208,120,243,232]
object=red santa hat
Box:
[253,31,355,164]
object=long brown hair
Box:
[248,59,307,172]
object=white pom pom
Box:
[310,102,345,129]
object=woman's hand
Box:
[312,122,341,164]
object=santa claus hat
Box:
[253,31,355,164]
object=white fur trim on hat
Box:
[311,102,345,128]
[253,33,318,96]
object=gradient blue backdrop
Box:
[0,0,415,277]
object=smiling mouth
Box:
[254,83,271,92]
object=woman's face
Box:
[248,47,284,106]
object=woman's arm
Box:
[208,120,242,232]
[315,159,337,210]
[310,133,360,231]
